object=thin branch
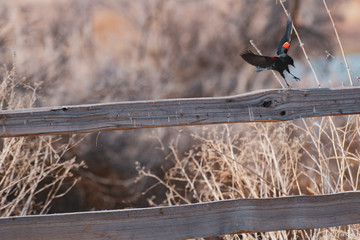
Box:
[323,0,353,86]
[279,0,321,87]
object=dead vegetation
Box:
[0,64,84,216]
[0,0,360,239]
[136,0,360,239]
[138,117,360,239]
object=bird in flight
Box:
[240,16,300,87]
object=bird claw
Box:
[293,76,300,82]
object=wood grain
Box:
[1,87,360,137]
[0,192,359,239]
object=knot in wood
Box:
[261,97,282,108]
[262,100,272,108]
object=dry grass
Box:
[0,0,359,238]
[136,1,360,239]
[138,117,360,239]
[0,64,84,216]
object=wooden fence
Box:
[1,87,360,239]
[1,87,360,137]
[1,192,360,240]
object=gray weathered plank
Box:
[0,191,359,239]
[1,87,360,137]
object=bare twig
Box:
[278,0,321,87]
[323,0,353,86]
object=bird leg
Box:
[283,79,291,88]
[280,72,291,88]
[290,73,300,81]
[286,69,300,81]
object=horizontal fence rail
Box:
[1,87,360,239]
[0,87,360,137]
[1,191,360,240]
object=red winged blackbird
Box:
[241,16,299,87]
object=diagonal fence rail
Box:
[0,87,360,137]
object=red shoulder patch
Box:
[282,42,291,50]
[270,56,278,60]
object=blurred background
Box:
[1,0,360,213]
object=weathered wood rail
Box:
[1,87,360,239]
[1,192,360,240]
[0,87,360,137]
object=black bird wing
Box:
[241,51,278,68]
[277,16,293,55]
